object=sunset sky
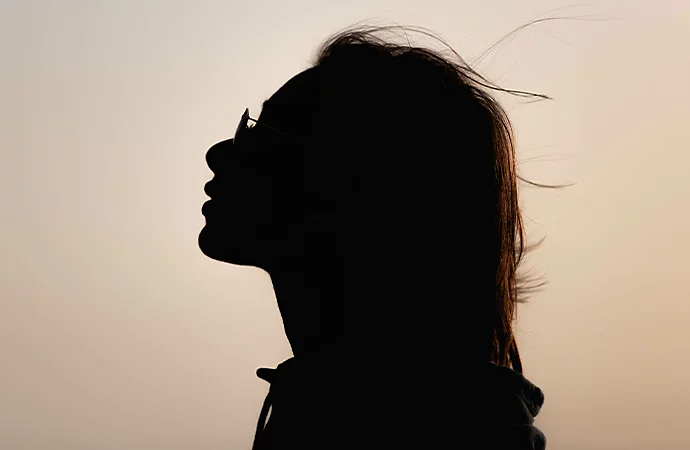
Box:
[1,1,689,449]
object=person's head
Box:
[199,24,559,371]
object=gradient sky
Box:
[1,1,689,449]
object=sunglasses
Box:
[234,108,300,147]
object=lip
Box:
[204,181,216,198]
[202,200,213,216]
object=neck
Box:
[268,259,345,357]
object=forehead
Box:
[257,67,321,137]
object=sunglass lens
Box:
[234,109,250,144]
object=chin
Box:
[198,225,225,261]
[198,225,264,268]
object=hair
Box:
[292,23,572,373]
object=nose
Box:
[205,138,234,173]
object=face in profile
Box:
[198,133,277,269]
[198,70,320,271]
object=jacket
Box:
[251,354,546,449]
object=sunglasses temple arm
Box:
[252,119,297,140]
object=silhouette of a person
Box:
[200,25,547,450]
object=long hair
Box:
[303,23,570,374]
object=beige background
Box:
[1,1,688,449]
